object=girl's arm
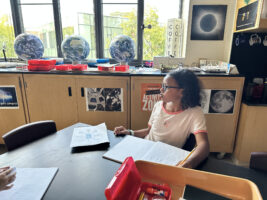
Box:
[180,132,209,168]
[114,126,151,138]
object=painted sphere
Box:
[61,35,90,61]
[109,35,135,63]
[14,33,44,60]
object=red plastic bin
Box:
[27,65,55,71]
[28,59,56,66]
[71,64,87,71]
[105,157,171,200]
[55,64,72,71]
[115,65,129,72]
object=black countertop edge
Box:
[242,101,267,107]
[0,70,245,77]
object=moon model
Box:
[210,90,235,113]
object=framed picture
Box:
[191,5,227,40]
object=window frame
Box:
[8,0,147,64]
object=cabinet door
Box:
[24,74,78,130]
[0,74,27,143]
[76,75,130,130]
[200,77,244,153]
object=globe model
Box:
[14,33,44,60]
[109,35,135,63]
[61,35,90,62]
[210,90,235,113]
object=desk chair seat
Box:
[250,152,267,172]
[2,120,57,151]
[182,133,196,151]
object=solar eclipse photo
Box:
[191,5,227,40]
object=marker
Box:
[145,187,168,197]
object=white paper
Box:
[70,123,109,148]
[103,136,154,163]
[103,136,189,166]
[141,141,190,165]
[1,168,58,200]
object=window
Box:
[102,2,138,59]
[20,1,57,57]
[2,0,183,62]
[0,0,16,58]
[144,0,181,60]
[60,0,96,58]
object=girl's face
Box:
[160,76,183,103]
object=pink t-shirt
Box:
[145,101,207,148]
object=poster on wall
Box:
[236,1,258,31]
[0,86,19,109]
[208,90,236,114]
[86,88,123,112]
[141,83,162,111]
[200,89,211,114]
[191,5,227,40]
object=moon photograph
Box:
[191,5,227,40]
[209,90,236,114]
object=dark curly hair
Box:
[167,69,201,110]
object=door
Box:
[0,74,27,143]
[24,74,78,130]
[76,75,130,130]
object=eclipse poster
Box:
[0,86,19,109]
[191,5,227,40]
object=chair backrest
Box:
[2,120,57,151]
[182,133,196,151]
[250,152,267,172]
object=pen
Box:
[179,147,196,166]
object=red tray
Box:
[28,59,56,66]
[55,64,72,71]
[71,64,87,71]
[28,65,55,71]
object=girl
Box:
[114,69,209,168]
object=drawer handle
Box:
[81,87,84,97]
[68,87,72,96]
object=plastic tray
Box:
[28,65,55,71]
[28,59,56,66]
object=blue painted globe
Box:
[61,35,90,62]
[109,35,135,63]
[14,33,44,60]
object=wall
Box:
[182,0,237,66]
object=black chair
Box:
[250,152,267,172]
[182,133,196,151]
[2,120,57,151]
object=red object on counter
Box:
[27,59,56,71]
[28,65,55,71]
[115,65,129,72]
[105,157,171,200]
[55,64,72,71]
[71,64,87,71]
[28,59,56,66]
[55,64,87,71]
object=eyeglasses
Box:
[161,84,181,92]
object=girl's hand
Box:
[114,126,130,136]
[176,160,193,169]
[0,167,16,191]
